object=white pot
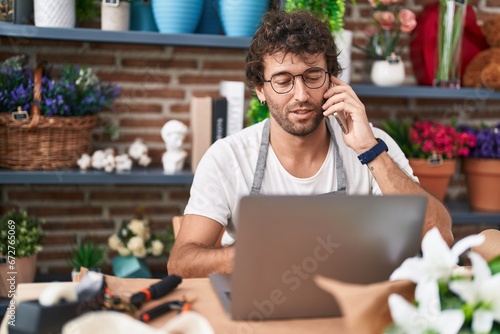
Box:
[101,2,130,31]
[370,57,406,86]
[34,0,75,28]
[334,30,353,84]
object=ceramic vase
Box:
[0,254,37,296]
[463,159,500,212]
[334,30,353,84]
[152,0,204,34]
[218,0,269,37]
[34,0,75,28]
[101,1,130,31]
[370,56,406,87]
[130,0,158,32]
[195,0,223,34]
[111,255,152,278]
[409,158,457,201]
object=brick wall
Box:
[1,0,499,275]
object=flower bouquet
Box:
[108,217,164,278]
[387,227,500,333]
[0,55,121,170]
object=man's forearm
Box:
[367,152,454,245]
[167,242,234,278]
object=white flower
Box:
[127,236,144,251]
[389,279,464,334]
[138,154,151,167]
[128,139,148,160]
[132,247,147,258]
[151,240,164,256]
[77,153,91,170]
[117,246,131,257]
[115,154,132,172]
[128,219,147,239]
[108,234,122,251]
[448,252,500,332]
[390,227,485,283]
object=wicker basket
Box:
[0,64,98,170]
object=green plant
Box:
[67,240,106,271]
[246,96,269,126]
[284,0,348,33]
[76,0,100,23]
[0,210,44,258]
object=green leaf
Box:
[489,255,500,275]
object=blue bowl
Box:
[152,0,204,34]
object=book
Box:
[190,96,228,172]
[220,81,245,136]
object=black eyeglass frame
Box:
[263,67,331,94]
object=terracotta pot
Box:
[409,158,457,201]
[463,159,500,212]
[0,254,37,297]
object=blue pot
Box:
[195,0,223,34]
[152,0,204,34]
[111,255,152,278]
[218,0,269,37]
[130,0,158,32]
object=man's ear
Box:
[254,85,265,102]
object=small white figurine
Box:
[77,153,91,171]
[161,120,188,174]
[115,154,133,172]
[128,138,148,160]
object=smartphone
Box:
[333,111,349,134]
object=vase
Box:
[130,0,158,32]
[433,0,467,88]
[218,0,269,37]
[195,0,223,34]
[34,0,75,28]
[409,158,457,201]
[370,55,406,87]
[462,159,500,212]
[101,1,130,31]
[111,255,152,278]
[0,254,37,297]
[334,30,353,84]
[152,0,204,34]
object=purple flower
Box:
[459,124,500,159]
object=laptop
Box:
[210,194,427,321]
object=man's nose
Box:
[292,76,309,101]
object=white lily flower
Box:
[389,279,464,334]
[390,227,485,283]
[448,252,500,332]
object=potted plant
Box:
[108,217,165,278]
[67,240,107,281]
[0,210,44,296]
[459,123,500,212]
[382,119,476,201]
[76,0,100,25]
[0,56,121,170]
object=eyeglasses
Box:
[263,67,330,94]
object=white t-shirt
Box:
[184,117,416,245]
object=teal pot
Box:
[195,0,223,34]
[218,0,269,37]
[152,0,204,34]
[111,255,152,278]
[130,0,158,32]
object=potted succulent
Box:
[382,119,476,201]
[459,123,500,212]
[0,210,44,296]
[68,240,107,281]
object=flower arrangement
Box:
[0,55,120,116]
[382,119,476,160]
[0,209,44,258]
[359,0,417,60]
[108,218,164,258]
[387,227,500,333]
[458,123,500,159]
[284,0,346,33]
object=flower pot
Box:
[34,0,75,28]
[152,0,204,34]
[370,56,406,87]
[218,0,269,37]
[334,30,353,84]
[101,1,130,31]
[195,0,223,34]
[0,254,37,297]
[463,159,500,212]
[409,158,457,201]
[130,0,158,32]
[111,255,152,278]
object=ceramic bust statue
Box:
[161,120,188,174]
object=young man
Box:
[168,10,453,278]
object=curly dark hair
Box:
[246,10,341,90]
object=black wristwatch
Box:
[357,138,388,165]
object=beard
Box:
[268,99,326,137]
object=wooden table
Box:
[1,277,345,334]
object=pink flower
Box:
[399,9,417,33]
[374,11,396,30]
[368,0,378,8]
